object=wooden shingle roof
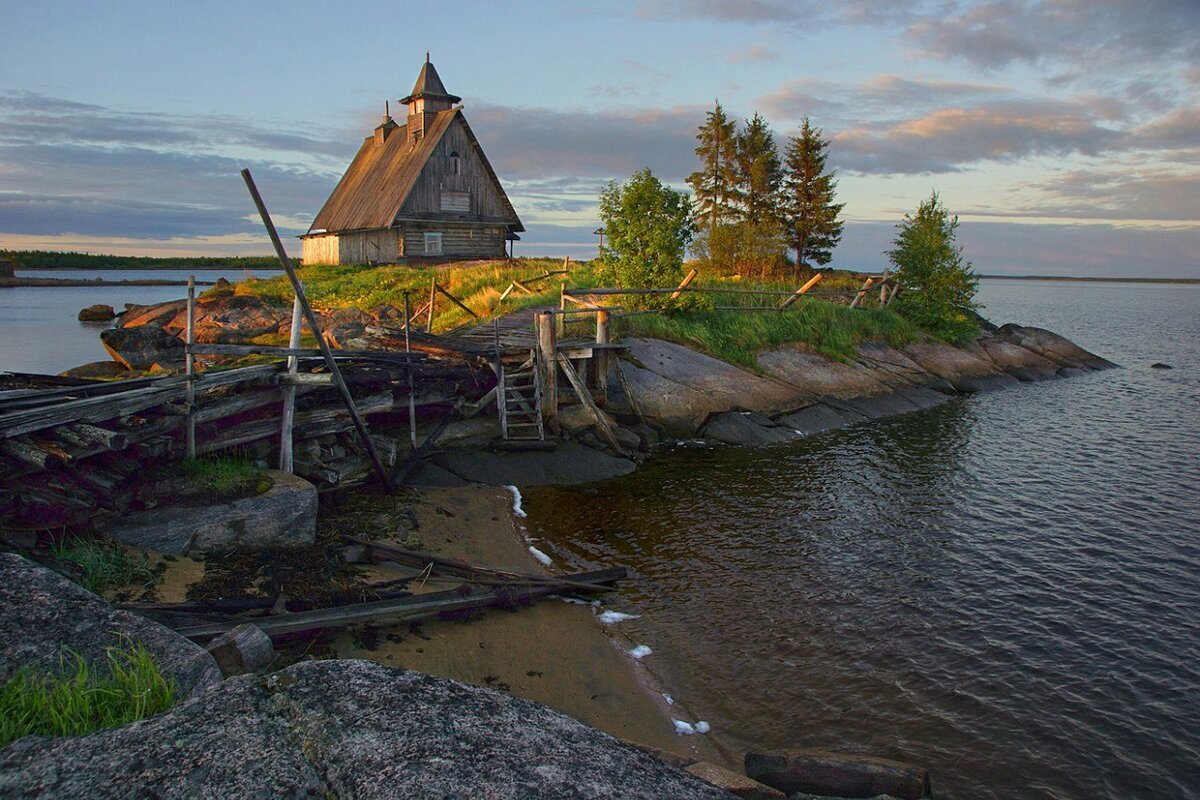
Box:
[307,109,522,235]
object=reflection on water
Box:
[524,280,1200,800]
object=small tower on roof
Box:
[403,52,461,143]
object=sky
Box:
[0,0,1197,277]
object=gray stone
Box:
[205,623,276,677]
[702,412,800,445]
[998,324,1116,370]
[99,471,317,556]
[434,440,636,487]
[100,325,185,370]
[558,403,617,436]
[776,404,855,436]
[612,424,643,453]
[0,553,220,699]
[975,336,1059,380]
[901,341,1017,393]
[58,360,131,380]
[0,659,735,800]
[745,750,930,800]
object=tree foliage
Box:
[781,118,844,275]
[686,102,739,239]
[887,191,980,342]
[735,112,782,227]
[598,168,695,307]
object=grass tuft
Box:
[51,538,155,594]
[180,456,263,497]
[0,643,177,746]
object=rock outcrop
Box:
[77,304,115,322]
[100,325,185,370]
[0,553,220,698]
[0,658,735,799]
[98,471,318,556]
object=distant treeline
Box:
[3,251,282,271]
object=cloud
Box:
[760,74,1011,125]
[829,99,1123,174]
[833,220,1200,278]
[907,0,1200,97]
[467,101,702,183]
[986,169,1200,223]
[634,0,808,22]
[727,44,777,64]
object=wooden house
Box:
[301,57,523,265]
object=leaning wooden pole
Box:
[185,275,196,459]
[240,168,392,491]
[278,294,303,472]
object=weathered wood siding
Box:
[337,230,401,265]
[399,222,505,259]
[301,234,339,266]
[398,117,512,223]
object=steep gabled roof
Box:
[308,108,522,235]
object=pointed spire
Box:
[401,55,460,106]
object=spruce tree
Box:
[686,102,739,240]
[781,117,845,275]
[735,112,783,226]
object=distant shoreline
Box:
[0,276,214,288]
[979,274,1199,284]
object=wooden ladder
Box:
[493,321,545,442]
[497,354,545,441]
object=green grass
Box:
[612,297,920,367]
[0,644,176,746]
[223,258,917,367]
[217,257,589,333]
[51,538,155,594]
[180,455,264,497]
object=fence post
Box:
[878,268,890,306]
[404,292,417,448]
[185,275,196,459]
[850,276,875,309]
[536,312,558,433]
[594,309,609,404]
[426,275,437,333]
[558,282,566,338]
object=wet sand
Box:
[332,485,732,768]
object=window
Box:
[424,232,442,255]
[449,150,461,175]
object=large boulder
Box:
[757,344,896,400]
[973,335,1061,381]
[78,303,116,322]
[0,659,735,800]
[0,553,220,699]
[58,360,131,380]
[118,299,187,329]
[998,324,1116,370]
[100,325,185,370]
[188,295,292,344]
[98,471,317,556]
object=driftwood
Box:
[170,567,625,641]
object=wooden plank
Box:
[426,275,437,333]
[170,567,625,641]
[241,169,391,490]
[434,283,480,319]
[0,386,187,438]
[778,272,824,310]
[557,354,623,455]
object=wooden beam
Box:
[849,276,876,309]
[535,313,558,433]
[240,168,392,491]
[778,272,824,310]
[434,283,479,319]
[170,567,625,642]
[557,354,624,455]
[426,275,437,333]
[670,268,698,301]
[185,275,196,459]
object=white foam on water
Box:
[528,546,553,566]
[628,645,652,660]
[662,693,674,706]
[505,485,527,518]
[597,610,641,624]
[672,719,696,735]
[694,721,711,734]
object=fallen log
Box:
[170,567,626,641]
